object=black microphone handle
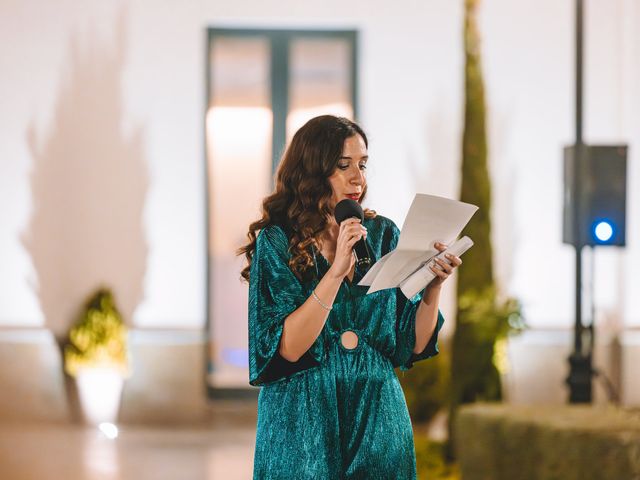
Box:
[353,238,372,268]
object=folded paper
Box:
[359,194,478,298]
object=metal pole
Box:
[576,0,583,145]
[567,0,593,403]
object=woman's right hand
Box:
[327,218,367,280]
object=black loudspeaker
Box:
[563,144,627,247]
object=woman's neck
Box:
[318,219,339,256]
[323,218,339,240]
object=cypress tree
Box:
[447,0,503,459]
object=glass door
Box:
[205,28,358,394]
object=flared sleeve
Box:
[384,221,445,371]
[392,293,445,371]
[248,225,324,386]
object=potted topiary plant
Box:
[64,288,130,425]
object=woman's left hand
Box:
[428,242,462,289]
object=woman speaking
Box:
[238,115,461,479]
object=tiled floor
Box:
[0,405,257,480]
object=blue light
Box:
[222,348,249,367]
[593,220,614,243]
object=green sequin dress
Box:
[248,215,444,479]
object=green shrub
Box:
[454,403,640,480]
[64,288,129,377]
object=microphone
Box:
[334,199,372,270]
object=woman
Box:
[238,115,461,479]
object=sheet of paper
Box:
[359,193,478,293]
[358,250,393,286]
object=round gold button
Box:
[340,330,359,350]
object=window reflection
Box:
[287,37,353,141]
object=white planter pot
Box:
[75,367,124,425]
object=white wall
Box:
[0,0,639,403]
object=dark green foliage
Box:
[398,342,450,424]
[459,0,493,296]
[454,404,640,480]
[455,0,497,407]
[448,0,525,459]
[451,0,498,445]
[451,288,523,405]
[415,435,460,480]
[401,1,526,464]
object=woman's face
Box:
[328,134,368,210]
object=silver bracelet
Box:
[311,290,332,311]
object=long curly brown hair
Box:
[238,115,376,282]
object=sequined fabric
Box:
[248,215,444,479]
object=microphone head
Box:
[334,199,364,224]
